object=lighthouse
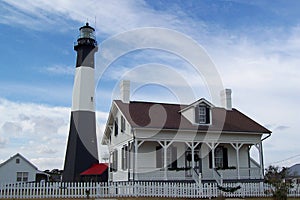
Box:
[62,23,99,182]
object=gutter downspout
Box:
[260,133,271,178]
[132,129,136,182]
[261,133,271,142]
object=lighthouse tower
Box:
[62,23,99,182]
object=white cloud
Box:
[0,98,108,170]
[43,64,74,76]
[0,136,7,148]
[0,0,192,35]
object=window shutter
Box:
[121,116,125,133]
[121,147,124,170]
[171,146,177,169]
[110,153,113,172]
[112,151,115,171]
[116,150,118,171]
[156,146,163,168]
[209,151,212,169]
[206,107,210,124]
[195,106,199,123]
[223,147,228,168]
[113,150,118,172]
[125,145,128,170]
[114,120,118,136]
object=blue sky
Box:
[0,0,300,170]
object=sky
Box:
[0,0,300,171]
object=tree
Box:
[264,165,292,200]
[44,169,63,182]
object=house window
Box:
[16,172,28,182]
[196,105,210,124]
[122,145,128,170]
[16,158,20,164]
[199,106,206,123]
[112,150,118,172]
[209,146,228,169]
[215,147,224,168]
[156,145,177,169]
[121,116,126,133]
[114,119,118,137]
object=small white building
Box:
[102,81,271,183]
[0,153,47,183]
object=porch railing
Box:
[134,167,261,181]
[135,168,193,181]
[213,168,223,185]
[217,167,261,180]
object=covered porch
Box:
[129,139,264,182]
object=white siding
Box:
[181,106,195,124]
[109,108,133,181]
[110,110,132,147]
[137,142,157,172]
[136,129,262,144]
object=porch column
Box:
[158,141,173,180]
[230,143,243,179]
[192,145,195,169]
[255,142,264,179]
[163,141,167,180]
[205,142,218,177]
[185,142,194,169]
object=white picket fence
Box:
[1,181,300,199]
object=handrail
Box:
[213,168,223,185]
[192,168,201,185]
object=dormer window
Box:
[196,104,210,124]
[179,98,213,126]
[199,106,206,123]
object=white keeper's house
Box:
[102,80,271,183]
[0,153,48,183]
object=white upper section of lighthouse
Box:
[72,67,95,112]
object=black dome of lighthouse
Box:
[74,22,98,67]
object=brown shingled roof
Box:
[114,100,271,134]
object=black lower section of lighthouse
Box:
[63,111,99,182]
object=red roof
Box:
[80,163,108,175]
[114,100,271,133]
